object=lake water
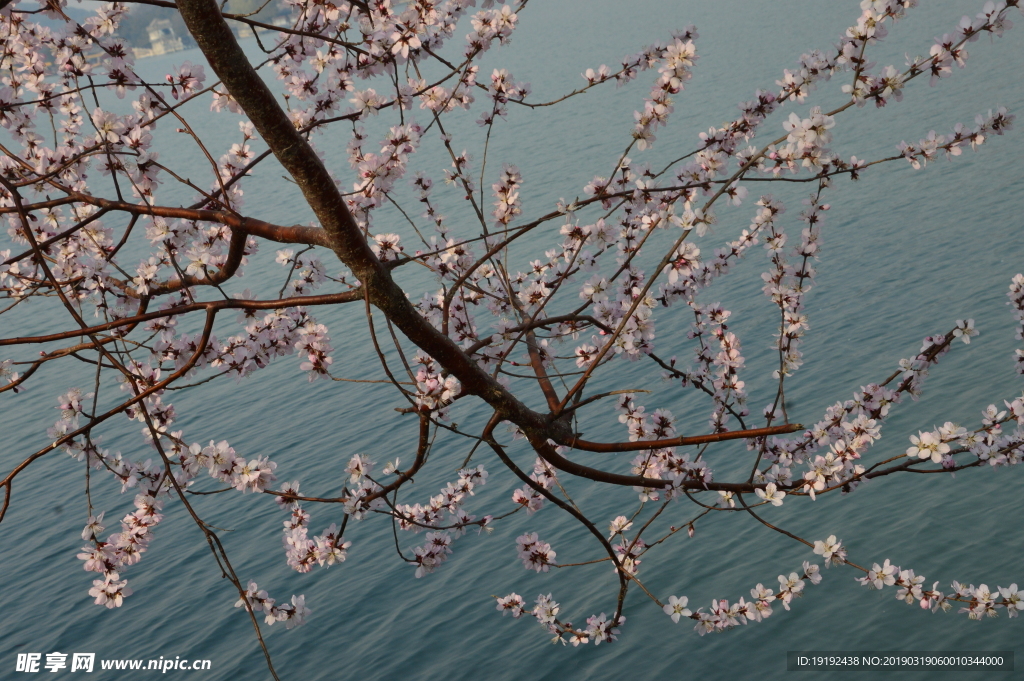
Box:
[2,1,1023,679]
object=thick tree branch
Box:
[563,423,804,453]
[175,0,558,439]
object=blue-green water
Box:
[2,2,1023,679]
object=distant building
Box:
[147,19,184,54]
[133,19,184,59]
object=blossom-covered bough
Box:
[1,0,1023,674]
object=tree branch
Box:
[175,0,560,440]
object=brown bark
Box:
[175,0,560,439]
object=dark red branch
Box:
[563,423,804,453]
[0,291,362,347]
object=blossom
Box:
[998,584,1024,617]
[81,513,105,541]
[803,562,822,585]
[345,454,374,483]
[533,593,560,626]
[516,533,556,572]
[167,62,206,99]
[371,233,404,261]
[896,570,926,604]
[663,595,691,623]
[813,535,846,566]
[234,456,277,493]
[88,573,132,608]
[906,430,950,463]
[858,559,897,590]
[512,486,544,514]
[496,593,525,617]
[608,516,633,538]
[755,483,786,506]
[91,108,124,144]
[952,318,978,344]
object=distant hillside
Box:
[17,2,289,49]
[12,5,190,49]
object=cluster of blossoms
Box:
[514,532,556,572]
[51,383,176,498]
[857,560,1024,620]
[579,266,657,361]
[336,465,385,521]
[371,233,404,261]
[276,471,352,574]
[495,592,625,646]
[412,353,462,416]
[465,2,518,55]
[768,106,837,173]
[511,456,559,513]
[618,397,674,442]
[348,123,423,218]
[77,494,163,609]
[416,65,478,113]
[760,194,821,382]
[390,465,489,578]
[897,107,1014,169]
[962,400,1024,466]
[150,305,316,382]
[491,164,522,228]
[294,321,335,381]
[612,534,645,576]
[275,249,328,295]
[183,440,278,493]
[606,395,711,501]
[282,508,352,575]
[749,312,1009,499]
[477,68,530,127]
[49,376,310,615]
[235,581,311,629]
[663,562,823,635]
[606,516,647,573]
[667,300,751,433]
[632,28,699,150]
[1010,274,1024,374]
